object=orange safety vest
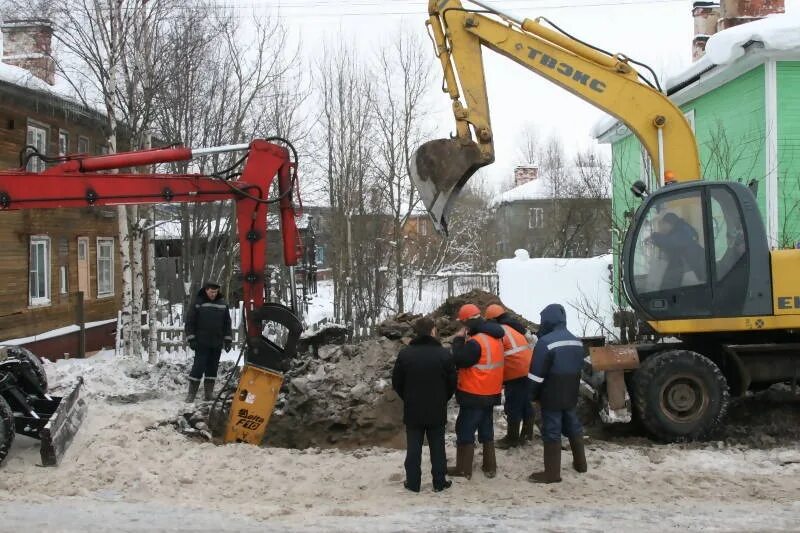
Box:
[458,332,504,396]
[500,324,533,382]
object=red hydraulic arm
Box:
[0,139,302,338]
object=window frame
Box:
[77,136,90,154]
[528,207,545,229]
[29,235,51,306]
[96,237,115,298]
[26,122,49,172]
[58,129,69,157]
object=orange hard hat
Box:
[457,304,481,322]
[484,303,505,320]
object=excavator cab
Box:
[622,181,773,323]
[410,138,490,235]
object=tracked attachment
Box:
[222,302,303,444]
[410,138,490,235]
[0,346,87,466]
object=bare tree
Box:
[369,29,432,313]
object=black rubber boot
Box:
[521,417,535,443]
[447,445,474,480]
[203,378,216,401]
[433,480,452,492]
[185,380,200,403]
[481,442,497,478]
[528,442,562,484]
[496,420,521,450]
[569,434,588,473]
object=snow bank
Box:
[497,250,614,337]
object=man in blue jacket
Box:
[527,303,588,483]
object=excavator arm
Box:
[0,139,304,462]
[413,0,701,233]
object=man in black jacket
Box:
[392,317,456,493]
[185,281,233,402]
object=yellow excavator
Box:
[412,0,800,441]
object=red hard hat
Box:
[457,304,481,322]
[484,303,505,320]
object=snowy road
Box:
[2,355,800,532]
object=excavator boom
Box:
[413,0,700,234]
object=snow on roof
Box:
[592,13,800,141]
[489,166,609,207]
[489,175,553,208]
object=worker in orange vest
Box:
[447,303,505,480]
[484,303,537,449]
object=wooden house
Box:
[0,20,121,359]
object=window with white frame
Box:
[29,236,51,305]
[528,207,544,229]
[58,130,69,157]
[26,124,48,172]
[97,238,115,297]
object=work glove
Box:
[188,338,198,352]
[224,340,232,352]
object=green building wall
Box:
[608,61,800,305]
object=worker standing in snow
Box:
[392,316,457,493]
[448,304,505,480]
[185,281,233,403]
[527,303,587,484]
[484,304,537,449]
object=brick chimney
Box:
[1,20,56,85]
[693,2,721,60]
[692,0,785,61]
[718,0,785,30]
[514,166,538,187]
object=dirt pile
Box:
[376,289,538,340]
[264,337,405,449]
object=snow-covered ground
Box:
[1,354,799,531]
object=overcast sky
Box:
[245,0,799,190]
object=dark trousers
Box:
[455,406,494,445]
[404,424,447,491]
[189,345,223,380]
[504,379,534,422]
[541,408,583,443]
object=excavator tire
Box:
[632,349,729,442]
[2,346,48,393]
[0,394,14,465]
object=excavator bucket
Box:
[222,302,303,444]
[410,138,489,235]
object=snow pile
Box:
[497,251,614,338]
[704,13,800,66]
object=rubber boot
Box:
[185,380,200,403]
[481,442,497,478]
[496,420,521,450]
[569,434,588,473]
[203,378,216,401]
[528,442,562,484]
[447,445,474,480]
[521,417,535,443]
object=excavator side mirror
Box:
[630,180,648,199]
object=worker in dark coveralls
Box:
[527,303,587,483]
[185,281,232,402]
[392,317,457,493]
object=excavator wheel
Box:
[0,393,14,465]
[2,346,48,393]
[632,350,729,442]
